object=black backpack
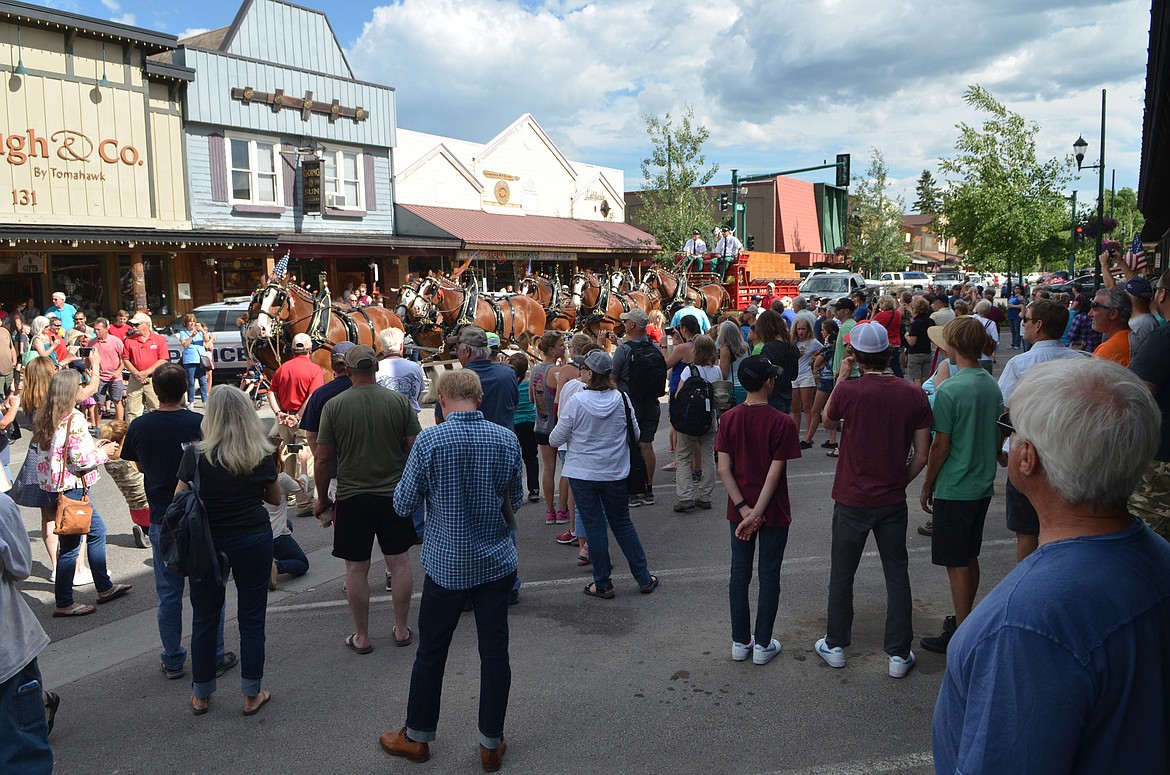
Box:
[624,340,667,400]
[670,367,714,436]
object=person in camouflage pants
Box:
[1128,269,1170,541]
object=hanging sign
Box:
[302,160,322,215]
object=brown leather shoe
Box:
[480,739,507,772]
[379,728,430,763]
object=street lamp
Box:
[1072,89,1106,292]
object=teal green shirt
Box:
[932,367,1004,501]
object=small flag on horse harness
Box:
[272,252,291,280]
[1125,236,1147,272]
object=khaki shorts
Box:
[1129,460,1170,541]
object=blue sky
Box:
[51,0,1152,211]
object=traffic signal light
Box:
[836,153,851,187]
[1074,226,1084,242]
[719,192,729,211]
[746,235,755,250]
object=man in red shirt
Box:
[122,312,169,421]
[92,318,126,421]
[268,333,324,515]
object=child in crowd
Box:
[266,440,309,590]
[715,355,802,666]
[99,420,151,549]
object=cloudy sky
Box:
[58,0,1152,210]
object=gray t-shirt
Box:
[317,384,422,500]
[376,356,425,413]
[1130,313,1160,349]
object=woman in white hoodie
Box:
[549,350,659,599]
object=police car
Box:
[158,297,253,376]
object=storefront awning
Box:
[0,226,280,248]
[280,232,460,251]
[395,204,659,253]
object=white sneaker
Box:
[731,638,756,662]
[814,637,845,668]
[73,568,94,587]
[753,639,782,665]
[888,651,916,679]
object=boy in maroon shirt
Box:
[715,355,802,666]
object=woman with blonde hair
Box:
[803,319,839,449]
[177,385,279,716]
[35,369,132,616]
[717,320,749,406]
[790,317,823,445]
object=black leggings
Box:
[513,422,540,493]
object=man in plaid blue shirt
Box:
[381,370,524,772]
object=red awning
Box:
[397,204,659,252]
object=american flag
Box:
[271,252,290,280]
[1124,236,1147,272]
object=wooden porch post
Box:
[130,250,148,312]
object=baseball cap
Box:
[1125,276,1153,300]
[458,326,488,348]
[129,312,152,326]
[344,344,377,369]
[330,341,355,362]
[292,333,312,353]
[581,349,613,374]
[845,321,890,353]
[737,355,780,392]
[620,308,649,327]
[486,332,501,350]
[743,305,760,316]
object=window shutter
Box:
[363,153,377,211]
[209,133,227,202]
[282,143,297,208]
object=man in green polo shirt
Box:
[918,316,1004,654]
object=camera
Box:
[79,347,93,357]
[286,443,304,453]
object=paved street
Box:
[19,371,1020,775]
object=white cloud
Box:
[346,0,1150,208]
[100,0,121,11]
[175,27,212,41]
[109,12,136,25]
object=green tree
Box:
[913,170,941,214]
[849,148,910,277]
[633,105,719,259]
[938,85,1072,277]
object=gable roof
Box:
[217,0,353,78]
[398,204,658,252]
[179,26,230,50]
[478,113,577,179]
[398,143,484,193]
[572,171,625,209]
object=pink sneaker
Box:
[554,510,569,524]
[545,511,557,525]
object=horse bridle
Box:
[247,280,316,365]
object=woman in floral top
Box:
[34,369,132,617]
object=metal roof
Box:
[396,204,658,253]
[0,1,179,52]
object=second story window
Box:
[323,149,362,209]
[230,137,281,204]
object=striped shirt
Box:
[394,411,524,590]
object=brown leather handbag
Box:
[53,416,93,536]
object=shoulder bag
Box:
[54,415,93,536]
[621,392,649,495]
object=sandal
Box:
[639,575,660,594]
[45,691,60,734]
[583,582,615,599]
[577,553,591,567]
[826,449,839,458]
[191,696,209,716]
[344,633,373,655]
[394,627,413,647]
[52,603,96,618]
[243,690,270,716]
[821,441,838,449]
[97,584,133,604]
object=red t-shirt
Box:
[123,332,170,371]
[824,375,933,508]
[646,324,663,345]
[93,335,125,382]
[714,403,802,528]
[269,355,324,413]
[873,308,903,346]
[108,322,131,340]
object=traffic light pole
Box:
[730,156,851,246]
[1068,190,1077,277]
[731,169,739,241]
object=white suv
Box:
[157,297,252,375]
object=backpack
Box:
[624,339,667,400]
[159,450,228,585]
[670,367,714,436]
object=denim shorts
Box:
[817,376,835,393]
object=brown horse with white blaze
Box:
[641,267,729,320]
[245,277,404,380]
[569,271,654,341]
[518,274,576,332]
[414,275,546,355]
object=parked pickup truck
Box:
[877,271,933,291]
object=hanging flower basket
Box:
[1083,217,1119,238]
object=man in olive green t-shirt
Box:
[919,317,1004,655]
[315,345,422,653]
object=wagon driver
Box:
[714,227,742,276]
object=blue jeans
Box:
[189,529,272,698]
[568,477,652,591]
[0,658,52,775]
[1009,318,1022,348]
[149,523,226,671]
[768,397,791,414]
[728,522,790,645]
[406,571,516,749]
[274,533,308,577]
[184,363,207,404]
[54,491,112,608]
[888,345,904,378]
[825,501,913,658]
